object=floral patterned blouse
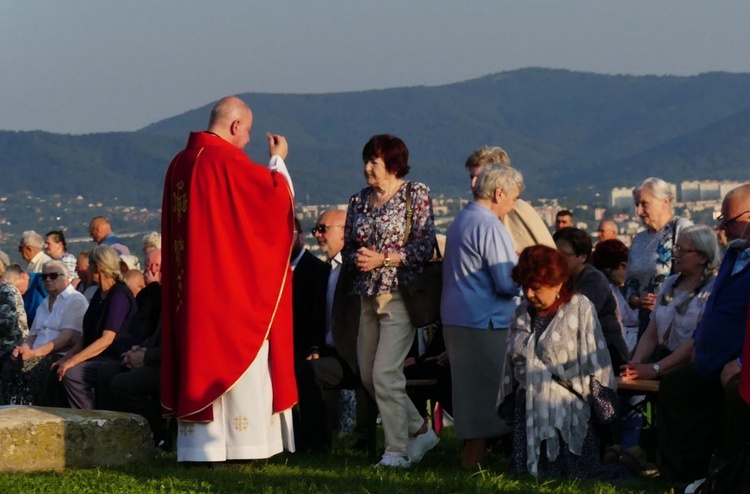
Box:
[343,181,437,297]
[625,216,692,301]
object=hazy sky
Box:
[2,1,749,134]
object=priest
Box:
[161,96,297,462]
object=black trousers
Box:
[294,348,369,451]
[658,364,750,481]
[96,361,163,443]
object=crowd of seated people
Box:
[0,152,748,493]
[0,224,167,448]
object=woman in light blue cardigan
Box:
[441,163,523,470]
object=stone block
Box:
[0,405,154,472]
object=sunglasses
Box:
[717,210,750,229]
[311,224,343,235]
[40,273,62,281]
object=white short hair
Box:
[142,231,162,250]
[20,230,44,249]
[472,164,525,200]
[42,260,70,281]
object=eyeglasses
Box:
[311,224,343,235]
[717,210,750,229]
[40,273,62,281]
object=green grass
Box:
[0,432,672,493]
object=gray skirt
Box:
[443,324,511,440]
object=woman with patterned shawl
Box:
[498,245,617,478]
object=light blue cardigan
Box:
[441,202,520,329]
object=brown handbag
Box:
[400,182,443,328]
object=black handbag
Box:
[400,182,442,328]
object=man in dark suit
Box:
[294,210,369,452]
[290,218,328,363]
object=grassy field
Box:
[0,433,672,493]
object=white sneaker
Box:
[407,428,440,463]
[377,454,412,468]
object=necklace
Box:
[370,180,402,207]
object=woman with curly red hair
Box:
[497,245,617,478]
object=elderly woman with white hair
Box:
[621,225,719,380]
[56,245,139,409]
[441,163,522,469]
[2,260,88,405]
[625,177,692,336]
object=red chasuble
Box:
[740,299,750,404]
[161,131,297,422]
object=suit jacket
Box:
[330,265,361,377]
[292,250,329,362]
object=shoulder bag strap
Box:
[670,218,678,275]
[403,181,413,245]
[402,181,442,261]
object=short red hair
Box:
[512,245,574,305]
[362,134,410,178]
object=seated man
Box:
[295,210,370,451]
[658,184,750,483]
[3,264,46,327]
[18,231,52,273]
[75,250,98,301]
[3,261,87,406]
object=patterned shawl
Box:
[497,293,616,475]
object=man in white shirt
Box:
[18,231,52,273]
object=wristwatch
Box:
[382,252,391,268]
[652,363,661,377]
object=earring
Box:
[556,293,560,300]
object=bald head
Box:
[721,184,750,243]
[314,210,347,259]
[597,220,618,241]
[89,216,112,243]
[207,96,253,149]
[725,183,750,206]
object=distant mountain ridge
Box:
[3,68,750,209]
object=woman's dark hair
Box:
[362,134,410,178]
[590,239,629,273]
[552,227,592,260]
[512,245,574,305]
[45,230,68,252]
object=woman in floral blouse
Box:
[343,134,438,468]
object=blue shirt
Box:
[693,246,750,381]
[23,273,47,327]
[441,202,519,329]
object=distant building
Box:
[610,187,633,209]
[680,180,745,202]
